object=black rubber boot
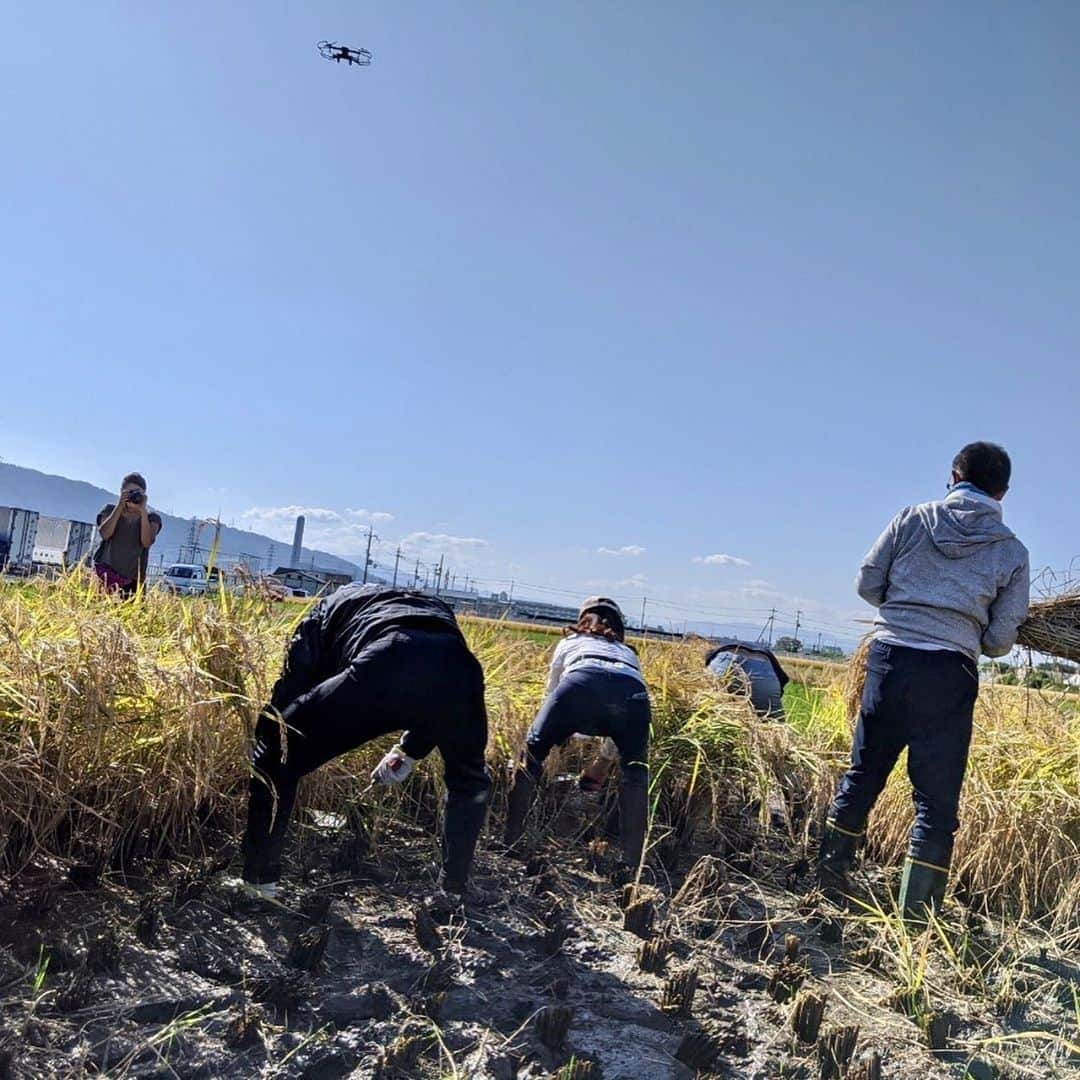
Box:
[898,857,949,923]
[618,782,649,869]
[503,768,536,850]
[817,820,862,902]
[441,787,489,893]
[241,773,298,886]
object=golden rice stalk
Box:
[1017,589,1080,663]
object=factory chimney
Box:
[290,515,305,568]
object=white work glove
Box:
[372,746,416,785]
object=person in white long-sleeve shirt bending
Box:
[504,597,652,870]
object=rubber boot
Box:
[618,782,649,870]
[898,857,948,924]
[503,768,536,850]
[817,820,862,902]
[441,788,489,894]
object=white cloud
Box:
[242,505,394,528]
[237,508,492,570]
[401,531,488,551]
[616,573,648,589]
[345,508,395,525]
[240,504,396,559]
[597,544,646,557]
[741,581,782,600]
[693,553,751,567]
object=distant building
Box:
[269,566,354,597]
[509,597,580,626]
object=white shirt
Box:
[545,632,646,695]
[873,634,957,653]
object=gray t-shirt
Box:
[95,504,162,582]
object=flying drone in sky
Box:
[318,41,373,67]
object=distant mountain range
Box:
[0,463,361,576]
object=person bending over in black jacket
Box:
[241,585,490,901]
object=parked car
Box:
[159,563,224,595]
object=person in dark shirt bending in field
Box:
[241,584,490,903]
[94,472,162,596]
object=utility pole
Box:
[767,608,776,647]
[413,559,421,588]
[640,596,647,637]
[392,546,402,588]
[815,632,822,655]
[184,518,198,563]
[434,554,445,595]
[362,526,378,584]
[794,609,802,647]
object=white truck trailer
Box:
[0,507,40,573]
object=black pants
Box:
[524,668,651,788]
[829,640,978,868]
[242,627,490,889]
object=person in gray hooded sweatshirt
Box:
[819,442,1029,919]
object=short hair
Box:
[952,442,1011,496]
[122,472,147,490]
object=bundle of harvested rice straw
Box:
[843,588,1080,720]
[1016,587,1080,664]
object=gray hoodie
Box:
[857,487,1029,660]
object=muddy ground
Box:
[0,785,1077,1079]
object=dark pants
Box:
[524,669,651,788]
[829,640,978,868]
[242,627,490,889]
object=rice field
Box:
[2,570,1078,934]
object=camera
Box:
[126,491,145,505]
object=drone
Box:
[318,41,372,67]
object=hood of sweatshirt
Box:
[915,491,1016,559]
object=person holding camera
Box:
[93,472,162,596]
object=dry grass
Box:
[868,680,1080,931]
[1,572,1078,935]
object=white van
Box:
[160,564,223,595]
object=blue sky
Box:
[3,2,1078,645]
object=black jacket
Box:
[272,585,464,711]
[321,584,463,667]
